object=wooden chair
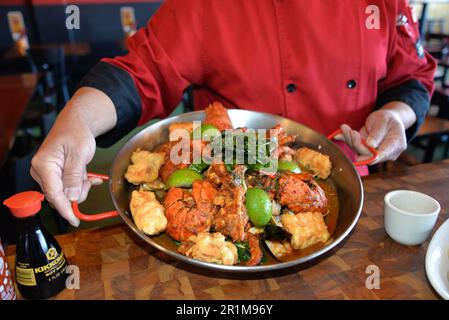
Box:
[18,46,65,145]
[26,45,70,108]
[425,20,446,36]
[412,115,449,162]
[410,34,449,163]
[411,82,449,163]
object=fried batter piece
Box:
[204,102,233,131]
[278,172,328,213]
[125,149,165,185]
[280,212,330,250]
[164,180,218,241]
[130,190,167,236]
[294,147,332,179]
[178,232,238,266]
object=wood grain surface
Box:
[6,160,449,300]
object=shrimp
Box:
[206,164,249,242]
[269,124,297,160]
[277,172,328,214]
[204,102,233,131]
[245,232,263,266]
[163,180,218,241]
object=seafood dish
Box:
[124,102,338,266]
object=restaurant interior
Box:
[0,0,165,242]
[0,0,449,301]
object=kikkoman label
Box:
[34,251,65,274]
[16,249,67,286]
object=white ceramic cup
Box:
[384,190,440,246]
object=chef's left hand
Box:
[338,102,416,164]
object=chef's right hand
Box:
[30,87,117,227]
[30,116,97,227]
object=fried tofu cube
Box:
[280,212,330,250]
[125,149,165,185]
[294,147,332,179]
[130,190,167,236]
[179,232,238,266]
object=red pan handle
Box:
[327,129,379,166]
[71,172,119,221]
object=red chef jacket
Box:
[99,0,435,138]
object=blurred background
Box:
[0,0,448,245]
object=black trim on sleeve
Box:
[76,61,142,148]
[376,79,430,141]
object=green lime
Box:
[166,168,203,188]
[192,124,221,141]
[189,161,209,174]
[277,160,301,173]
[245,188,272,228]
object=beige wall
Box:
[411,3,449,33]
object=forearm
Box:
[59,87,118,137]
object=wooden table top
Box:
[2,42,91,60]
[417,116,449,138]
[6,160,449,300]
[0,73,38,167]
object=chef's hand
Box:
[30,87,117,226]
[338,102,417,164]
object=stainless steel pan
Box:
[72,109,375,272]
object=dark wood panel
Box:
[0,73,38,167]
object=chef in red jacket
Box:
[31,0,436,226]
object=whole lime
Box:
[192,124,221,141]
[245,188,272,227]
[166,168,203,188]
[277,160,301,173]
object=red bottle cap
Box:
[3,191,45,218]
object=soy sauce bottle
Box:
[3,191,68,299]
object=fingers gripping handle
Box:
[327,129,379,166]
[71,173,119,221]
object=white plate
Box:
[425,218,449,300]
